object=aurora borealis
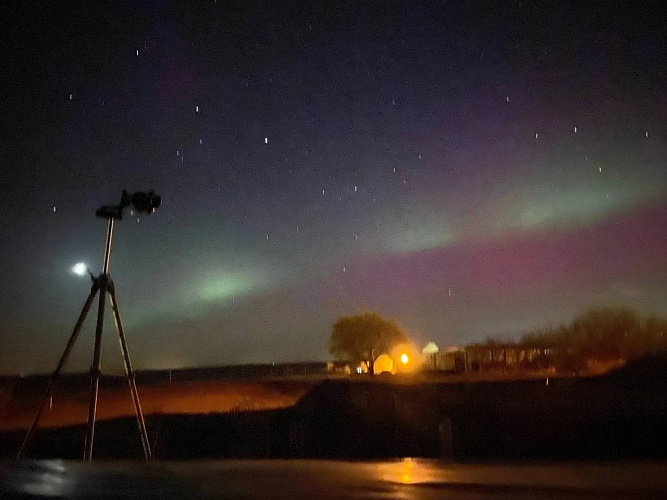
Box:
[1,1,665,374]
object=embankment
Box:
[2,361,667,460]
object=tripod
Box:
[17,216,152,460]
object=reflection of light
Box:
[373,458,442,486]
[400,457,414,483]
[400,354,409,364]
[71,263,87,276]
[356,367,363,374]
[22,461,68,496]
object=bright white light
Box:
[71,263,87,276]
[422,342,439,355]
[400,353,409,364]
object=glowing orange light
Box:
[400,353,409,364]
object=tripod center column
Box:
[102,218,114,275]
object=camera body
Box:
[95,190,161,219]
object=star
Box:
[4,1,666,375]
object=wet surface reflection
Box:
[2,459,667,499]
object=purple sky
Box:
[1,1,665,374]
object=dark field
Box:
[2,356,667,461]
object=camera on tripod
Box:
[19,189,160,461]
[95,190,162,219]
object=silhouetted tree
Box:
[569,307,642,360]
[329,311,407,374]
[644,315,667,353]
[516,306,667,372]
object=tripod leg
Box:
[108,284,152,460]
[17,282,100,459]
[83,280,107,461]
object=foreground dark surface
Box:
[2,356,667,461]
[2,459,667,499]
[3,373,667,461]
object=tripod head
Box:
[95,190,161,220]
[94,190,161,276]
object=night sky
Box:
[1,1,666,375]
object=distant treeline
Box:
[481,307,667,372]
